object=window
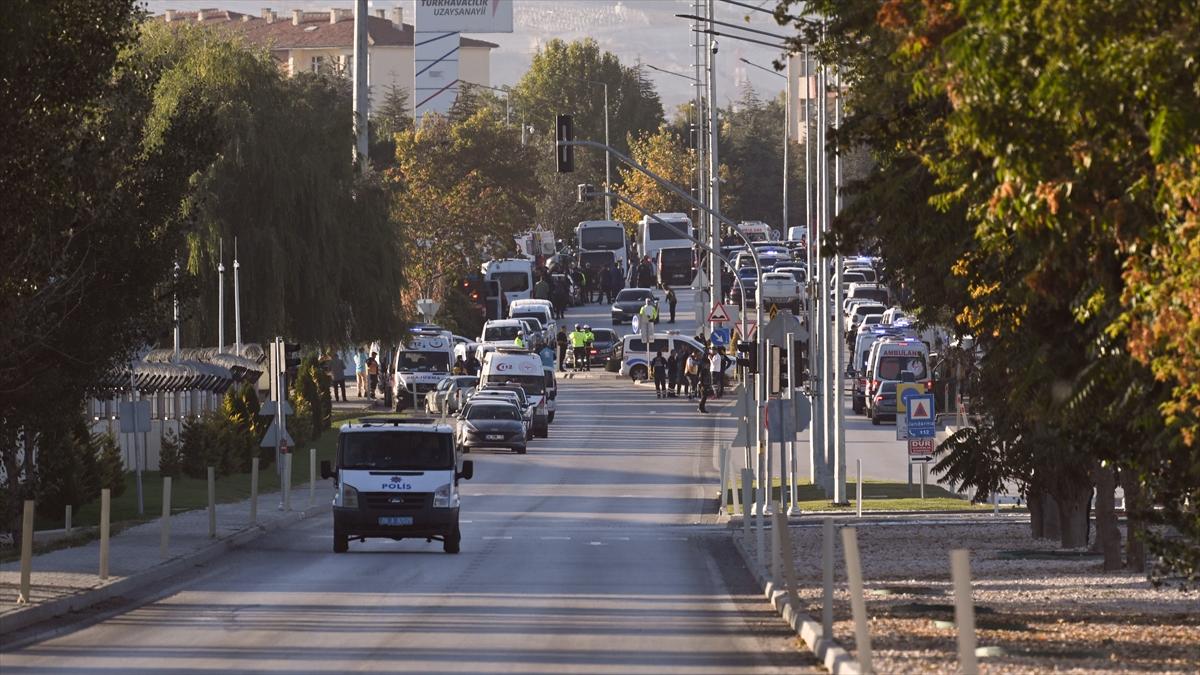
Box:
[629,338,670,353]
[311,56,325,73]
[339,432,453,470]
[579,227,625,250]
[648,221,691,240]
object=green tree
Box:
[613,128,698,232]
[369,83,412,168]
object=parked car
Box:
[456,400,528,454]
[424,375,478,416]
[611,288,660,325]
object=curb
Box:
[0,502,330,641]
[731,531,860,675]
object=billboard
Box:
[416,0,514,33]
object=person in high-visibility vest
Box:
[640,297,659,324]
[568,323,588,372]
[513,331,526,349]
[582,325,595,371]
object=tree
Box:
[513,38,664,184]
[390,108,539,312]
[369,83,412,168]
[613,128,697,230]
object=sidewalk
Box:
[0,484,329,638]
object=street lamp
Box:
[586,80,612,220]
[643,63,707,242]
[739,57,789,235]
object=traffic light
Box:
[555,114,574,173]
[736,340,758,374]
[460,275,487,317]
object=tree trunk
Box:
[1091,461,1122,569]
[1043,493,1062,541]
[1121,473,1147,573]
[1054,481,1092,549]
[1029,489,1045,539]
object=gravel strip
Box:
[743,522,1200,674]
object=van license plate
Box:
[486,434,504,440]
[378,516,413,526]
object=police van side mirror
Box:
[320,460,335,480]
[458,460,474,481]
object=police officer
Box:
[639,297,659,324]
[555,326,569,372]
[582,324,595,371]
[513,330,526,349]
[651,350,669,398]
[568,323,588,372]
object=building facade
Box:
[155,7,496,112]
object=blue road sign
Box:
[710,327,730,347]
[906,394,936,437]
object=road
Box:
[2,291,818,674]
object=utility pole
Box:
[692,0,706,245]
[217,239,225,354]
[782,56,790,234]
[172,261,180,362]
[353,0,369,171]
[832,64,847,504]
[233,237,242,357]
[706,0,722,338]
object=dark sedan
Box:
[611,288,659,325]
[456,402,527,454]
[870,381,898,425]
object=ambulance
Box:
[391,328,455,411]
[864,337,932,406]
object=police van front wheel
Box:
[631,365,648,381]
[443,525,461,554]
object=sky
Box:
[142,0,793,111]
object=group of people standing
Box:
[650,345,732,413]
[322,348,382,403]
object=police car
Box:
[320,418,473,554]
[617,330,706,381]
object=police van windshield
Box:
[397,352,450,372]
[339,432,453,470]
[492,272,530,293]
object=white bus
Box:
[576,220,628,273]
[639,213,695,264]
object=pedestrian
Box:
[708,348,724,399]
[685,349,700,400]
[716,346,732,398]
[665,285,678,323]
[639,297,658,326]
[532,274,550,301]
[666,347,679,397]
[366,351,380,400]
[651,350,668,398]
[556,326,569,372]
[452,355,466,375]
[552,279,568,319]
[582,324,595,371]
[354,348,367,398]
[568,323,588,372]
[583,263,596,303]
[697,363,712,413]
[326,351,347,402]
[465,351,481,376]
[514,330,526,349]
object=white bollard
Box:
[309,447,317,507]
[951,549,979,674]
[993,491,999,516]
[741,468,753,544]
[773,510,799,610]
[160,476,172,559]
[249,457,259,525]
[65,504,72,534]
[822,517,834,638]
[17,500,34,603]
[841,526,873,673]
[920,462,927,500]
[856,458,863,519]
[718,447,729,514]
[99,489,111,580]
[207,467,216,538]
[284,453,293,511]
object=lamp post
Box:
[738,57,789,235]
[586,80,612,220]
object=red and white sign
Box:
[909,398,932,421]
[707,303,732,323]
[907,437,934,458]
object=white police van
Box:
[321,418,473,554]
[392,328,456,411]
[617,331,706,381]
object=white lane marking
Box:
[608,536,631,541]
[460,520,473,523]
[482,536,513,540]
[540,536,571,540]
[588,541,604,546]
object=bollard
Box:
[920,463,927,500]
[773,510,799,611]
[17,500,34,603]
[99,489,111,580]
[771,511,782,583]
[65,504,72,534]
[951,549,979,674]
[993,491,999,516]
[856,458,863,519]
[842,526,873,673]
[741,468,753,545]
[160,476,172,558]
[284,453,293,511]
[718,447,729,514]
[249,456,259,525]
[822,517,834,639]
[207,466,216,538]
[309,447,317,507]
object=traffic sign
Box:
[769,304,779,320]
[906,394,936,438]
[908,437,935,458]
[118,400,151,434]
[895,382,924,414]
[707,303,731,323]
[261,399,294,416]
[260,419,295,448]
[710,327,730,347]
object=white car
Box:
[617,331,707,381]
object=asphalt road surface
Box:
[3,291,819,674]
